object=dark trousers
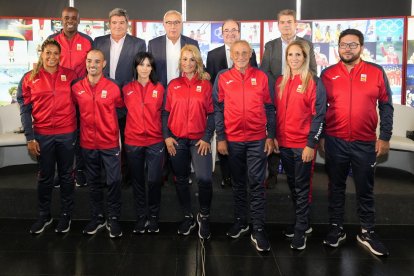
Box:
[74,129,85,171]
[218,152,231,180]
[36,132,75,218]
[125,142,165,219]
[325,135,376,230]
[170,138,212,216]
[228,139,267,230]
[82,147,122,219]
[267,152,280,177]
[279,147,314,232]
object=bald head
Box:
[86,49,106,77]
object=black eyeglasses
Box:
[165,21,181,26]
[338,42,360,49]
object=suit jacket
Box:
[148,35,199,87]
[93,34,146,86]
[260,36,317,90]
[206,45,258,84]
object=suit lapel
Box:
[102,36,111,78]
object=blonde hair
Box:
[30,39,61,81]
[278,40,313,98]
[179,44,208,80]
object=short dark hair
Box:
[133,52,158,84]
[338,28,364,46]
[222,19,241,32]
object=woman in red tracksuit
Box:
[274,40,326,250]
[123,52,165,234]
[17,38,77,234]
[163,44,214,240]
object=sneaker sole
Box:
[285,227,313,238]
[30,218,53,234]
[227,225,250,239]
[55,220,71,233]
[106,224,123,238]
[323,233,346,248]
[250,234,271,252]
[148,228,160,233]
[197,215,211,240]
[290,236,307,250]
[177,222,196,236]
[357,234,388,256]
[83,222,106,235]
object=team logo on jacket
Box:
[174,85,181,90]
[152,90,158,98]
[61,75,67,81]
[77,44,82,51]
[196,86,202,92]
[225,80,234,85]
[332,75,340,80]
[78,90,85,95]
[251,78,257,86]
[32,79,40,84]
[360,74,367,82]
[101,90,107,99]
[127,91,134,96]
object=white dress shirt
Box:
[109,35,126,79]
[166,37,181,84]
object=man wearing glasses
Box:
[261,9,317,190]
[320,29,393,257]
[206,19,258,188]
[214,40,275,252]
[148,10,199,88]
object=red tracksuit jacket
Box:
[123,81,165,146]
[165,76,213,140]
[49,31,93,78]
[72,76,124,149]
[18,66,77,138]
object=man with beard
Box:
[72,49,124,238]
[49,7,93,187]
[320,29,393,257]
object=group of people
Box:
[16,7,393,257]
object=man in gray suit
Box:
[148,10,199,88]
[260,9,317,189]
[93,8,146,185]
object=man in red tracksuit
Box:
[321,29,393,256]
[49,7,93,188]
[214,40,275,252]
[72,49,124,238]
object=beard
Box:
[339,51,361,65]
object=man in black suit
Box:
[148,10,199,88]
[206,19,258,188]
[260,9,317,189]
[93,8,146,185]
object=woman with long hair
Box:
[163,44,214,240]
[122,52,165,234]
[17,38,77,234]
[274,40,326,250]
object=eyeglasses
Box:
[338,42,360,49]
[165,21,181,26]
[223,28,239,34]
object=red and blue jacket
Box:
[49,31,93,78]
[17,66,77,141]
[123,81,165,146]
[321,60,393,142]
[163,75,214,142]
[274,75,326,148]
[214,66,275,142]
[72,76,124,149]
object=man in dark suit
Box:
[93,8,146,185]
[148,10,199,88]
[260,9,317,189]
[206,19,258,188]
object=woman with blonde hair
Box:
[274,40,326,250]
[163,44,214,239]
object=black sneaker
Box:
[55,213,71,233]
[83,216,106,235]
[30,217,53,234]
[197,213,211,240]
[323,224,346,247]
[177,215,196,235]
[53,175,60,188]
[75,170,87,187]
[133,216,148,234]
[290,230,307,250]
[284,225,313,238]
[221,177,231,188]
[226,218,249,238]
[107,217,123,238]
[147,215,160,233]
[251,228,271,252]
[357,229,389,256]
